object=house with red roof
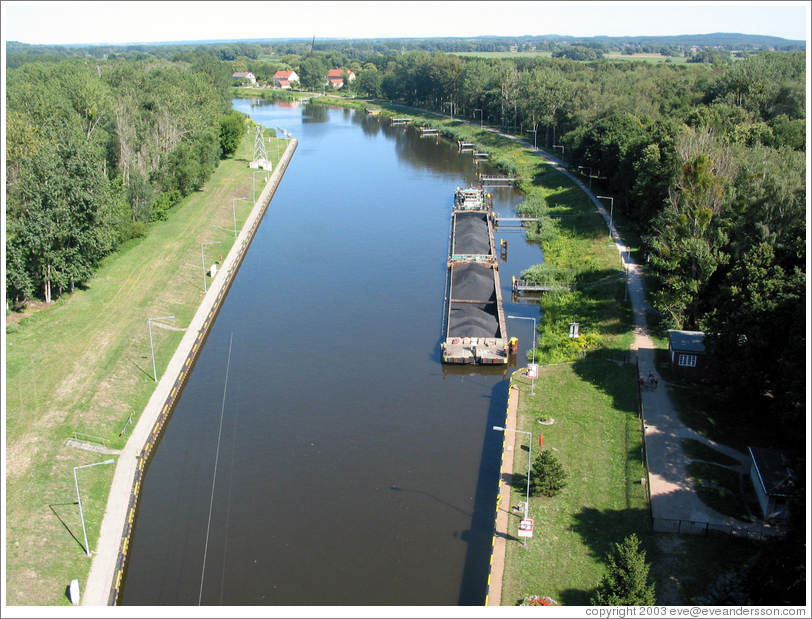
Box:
[325,68,355,89]
[272,70,300,89]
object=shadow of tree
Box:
[571,356,638,415]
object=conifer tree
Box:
[591,534,656,606]
[530,450,567,497]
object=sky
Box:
[2,1,809,46]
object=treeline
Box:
[5,51,247,304]
[7,31,804,66]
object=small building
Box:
[232,72,256,84]
[326,68,355,89]
[272,70,299,89]
[747,447,798,524]
[667,330,719,382]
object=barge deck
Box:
[442,187,508,365]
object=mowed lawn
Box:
[500,359,648,606]
[5,131,287,605]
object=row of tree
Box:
[5,53,245,304]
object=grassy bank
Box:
[502,362,647,606]
[5,130,289,605]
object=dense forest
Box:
[5,50,246,303]
[5,41,806,445]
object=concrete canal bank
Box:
[82,138,298,606]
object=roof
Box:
[277,80,290,88]
[327,68,352,77]
[748,447,799,497]
[232,72,254,78]
[668,330,707,353]
[273,70,296,79]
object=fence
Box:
[652,518,774,542]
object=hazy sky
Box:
[2,1,809,46]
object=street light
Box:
[597,195,614,233]
[201,241,222,292]
[578,165,592,190]
[507,315,537,395]
[73,459,115,555]
[148,315,175,382]
[253,171,267,203]
[474,108,483,129]
[492,425,533,545]
[232,197,247,238]
[527,128,538,150]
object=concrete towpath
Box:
[486,382,520,606]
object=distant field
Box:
[451,51,553,59]
[603,51,689,63]
[451,50,692,63]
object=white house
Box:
[326,68,355,89]
[272,70,299,89]
[232,72,256,84]
[747,446,797,524]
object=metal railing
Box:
[652,518,774,542]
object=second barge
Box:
[441,187,508,365]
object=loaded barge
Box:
[441,187,509,364]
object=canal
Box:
[119,100,544,606]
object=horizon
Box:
[2,1,809,48]
[4,31,808,50]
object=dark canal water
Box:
[119,100,544,606]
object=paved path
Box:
[82,141,297,606]
[486,383,520,606]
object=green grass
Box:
[5,131,291,605]
[503,361,648,606]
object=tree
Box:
[530,450,567,497]
[591,534,656,606]
[356,68,382,97]
[298,56,328,91]
[647,128,736,329]
[219,111,245,158]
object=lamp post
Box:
[148,315,175,382]
[578,165,592,190]
[201,241,222,292]
[597,195,614,234]
[232,197,247,238]
[253,171,268,203]
[527,128,538,150]
[492,425,533,545]
[507,315,537,395]
[474,108,483,129]
[74,459,115,555]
